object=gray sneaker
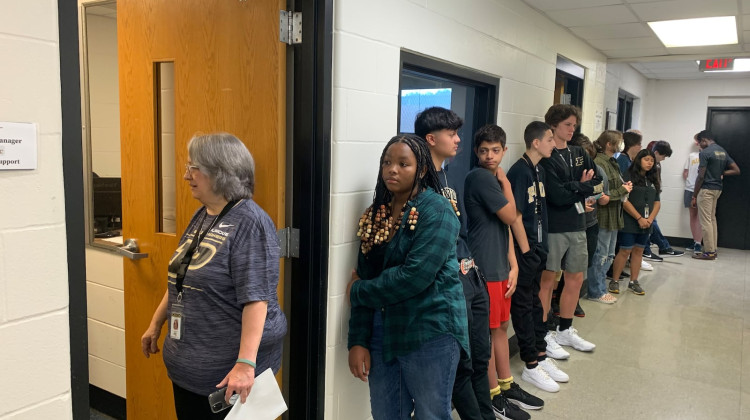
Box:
[628,280,645,295]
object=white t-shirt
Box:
[684,151,700,191]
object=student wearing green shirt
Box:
[346,134,469,420]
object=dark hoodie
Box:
[539,145,603,233]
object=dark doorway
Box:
[706,107,750,250]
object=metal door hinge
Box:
[277,227,300,258]
[280,10,302,45]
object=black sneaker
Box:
[503,382,544,411]
[628,280,645,295]
[492,393,531,420]
[658,248,685,257]
[574,301,585,317]
[621,271,630,279]
[642,252,663,262]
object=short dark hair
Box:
[544,104,581,127]
[622,131,642,153]
[652,140,672,157]
[474,124,506,149]
[414,107,464,139]
[695,130,715,142]
[523,121,551,149]
[568,132,589,148]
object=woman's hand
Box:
[217,363,255,404]
[141,324,162,358]
[346,270,360,306]
[623,181,633,193]
[348,345,371,382]
[597,194,610,206]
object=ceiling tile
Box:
[587,36,664,50]
[545,5,638,26]
[523,0,623,11]
[570,22,652,39]
[744,0,750,10]
[603,47,670,58]
[665,44,743,55]
[642,60,699,69]
[629,0,737,22]
[743,15,750,30]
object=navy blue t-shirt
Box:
[163,199,287,395]
[464,168,510,281]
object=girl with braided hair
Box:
[346,134,469,419]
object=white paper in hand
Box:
[225,369,288,420]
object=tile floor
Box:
[454,246,750,420]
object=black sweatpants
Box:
[172,382,229,420]
[510,247,548,364]
[452,265,494,420]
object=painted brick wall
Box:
[326,0,609,418]
[0,0,73,418]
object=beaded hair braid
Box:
[357,134,442,254]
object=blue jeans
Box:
[646,219,670,252]
[369,312,460,420]
[588,228,618,298]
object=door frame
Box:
[59,1,333,419]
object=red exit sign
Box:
[699,58,734,71]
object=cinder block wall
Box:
[0,1,73,418]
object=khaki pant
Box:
[697,189,722,253]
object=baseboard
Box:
[89,385,126,420]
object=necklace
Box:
[357,203,420,254]
[439,170,461,217]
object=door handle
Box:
[116,238,149,260]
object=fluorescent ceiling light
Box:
[648,16,737,48]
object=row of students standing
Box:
[345,104,614,420]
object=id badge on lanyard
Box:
[537,220,543,242]
[170,301,184,340]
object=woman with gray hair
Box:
[140,133,287,419]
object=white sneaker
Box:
[544,331,570,360]
[538,358,569,383]
[522,365,559,393]
[641,260,653,271]
[555,326,596,352]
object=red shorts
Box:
[487,280,511,328]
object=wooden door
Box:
[119,1,286,418]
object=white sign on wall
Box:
[0,122,37,170]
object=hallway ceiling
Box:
[522,0,750,79]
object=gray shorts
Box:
[684,190,693,208]
[546,231,588,273]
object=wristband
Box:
[236,358,256,368]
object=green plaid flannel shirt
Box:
[348,189,470,362]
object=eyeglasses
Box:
[185,163,200,173]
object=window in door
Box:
[398,51,498,180]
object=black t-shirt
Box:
[699,143,735,190]
[464,168,510,282]
[507,156,548,253]
[621,172,660,234]
[437,167,471,261]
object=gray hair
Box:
[188,133,255,200]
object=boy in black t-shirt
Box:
[415,107,496,420]
[507,121,569,394]
[465,125,539,418]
